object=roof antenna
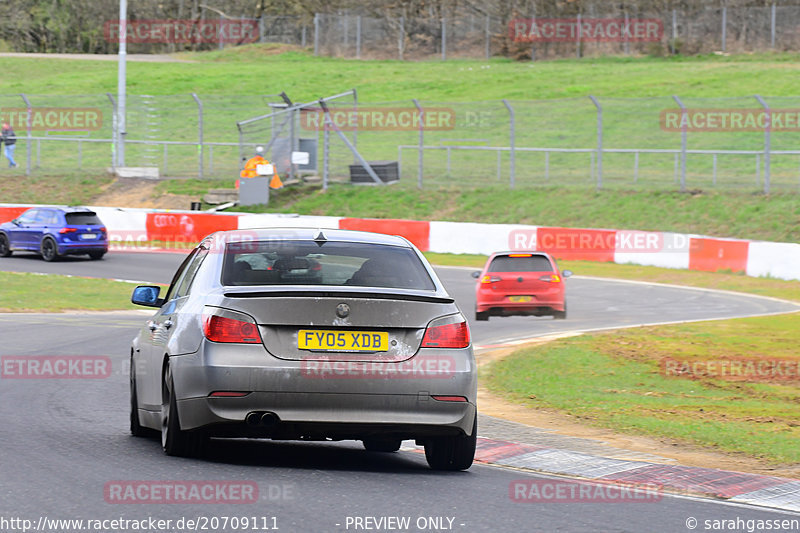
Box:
[314,229,327,247]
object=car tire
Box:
[553,301,567,320]
[88,250,106,260]
[475,310,489,322]
[130,356,152,438]
[363,438,402,452]
[0,233,11,257]
[161,364,204,457]
[40,237,59,262]
[424,416,477,471]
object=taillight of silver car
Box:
[421,320,470,349]
[202,311,261,344]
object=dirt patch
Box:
[92,178,198,209]
[477,338,800,479]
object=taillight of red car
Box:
[421,320,470,349]
[538,274,562,283]
[203,314,261,344]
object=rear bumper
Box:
[169,342,477,438]
[476,287,564,313]
[178,393,476,439]
[57,241,108,255]
[476,298,564,314]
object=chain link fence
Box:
[257,5,800,60]
[2,93,800,193]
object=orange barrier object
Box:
[146,212,239,244]
[689,237,749,273]
[339,218,430,251]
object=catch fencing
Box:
[274,5,800,61]
[2,94,800,193]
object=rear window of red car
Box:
[488,255,553,273]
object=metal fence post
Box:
[485,15,490,59]
[412,98,424,189]
[441,18,446,61]
[343,13,349,52]
[107,93,117,168]
[576,13,582,58]
[624,11,630,54]
[19,94,31,175]
[352,88,358,163]
[356,16,362,59]
[314,13,320,56]
[323,116,329,191]
[589,96,603,189]
[771,3,777,49]
[670,9,677,55]
[398,16,404,60]
[502,99,515,189]
[259,14,265,43]
[673,95,688,192]
[721,5,727,52]
[713,153,717,186]
[755,95,771,194]
[191,93,203,178]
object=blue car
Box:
[0,206,108,261]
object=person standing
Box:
[1,122,17,168]
[238,146,283,189]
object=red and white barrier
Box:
[1,203,798,282]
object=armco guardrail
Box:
[1,204,798,282]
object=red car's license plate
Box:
[508,296,533,303]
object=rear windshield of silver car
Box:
[488,255,554,272]
[222,240,436,290]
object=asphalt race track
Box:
[1,251,799,532]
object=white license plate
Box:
[80,233,99,240]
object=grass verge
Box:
[223,186,800,243]
[0,271,156,312]
[0,171,113,206]
[484,314,800,464]
[427,255,800,464]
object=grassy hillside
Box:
[2,47,800,99]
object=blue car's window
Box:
[64,212,102,226]
[222,240,436,290]
[16,210,38,225]
[41,211,60,225]
[32,210,51,224]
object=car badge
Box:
[336,303,350,318]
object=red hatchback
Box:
[473,252,571,321]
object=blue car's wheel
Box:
[41,236,59,262]
[0,234,11,257]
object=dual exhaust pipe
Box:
[245,411,279,427]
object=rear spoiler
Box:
[223,290,454,305]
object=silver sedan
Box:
[130,228,477,470]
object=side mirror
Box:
[131,285,164,308]
[562,270,573,278]
[11,219,19,226]
[471,271,481,279]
